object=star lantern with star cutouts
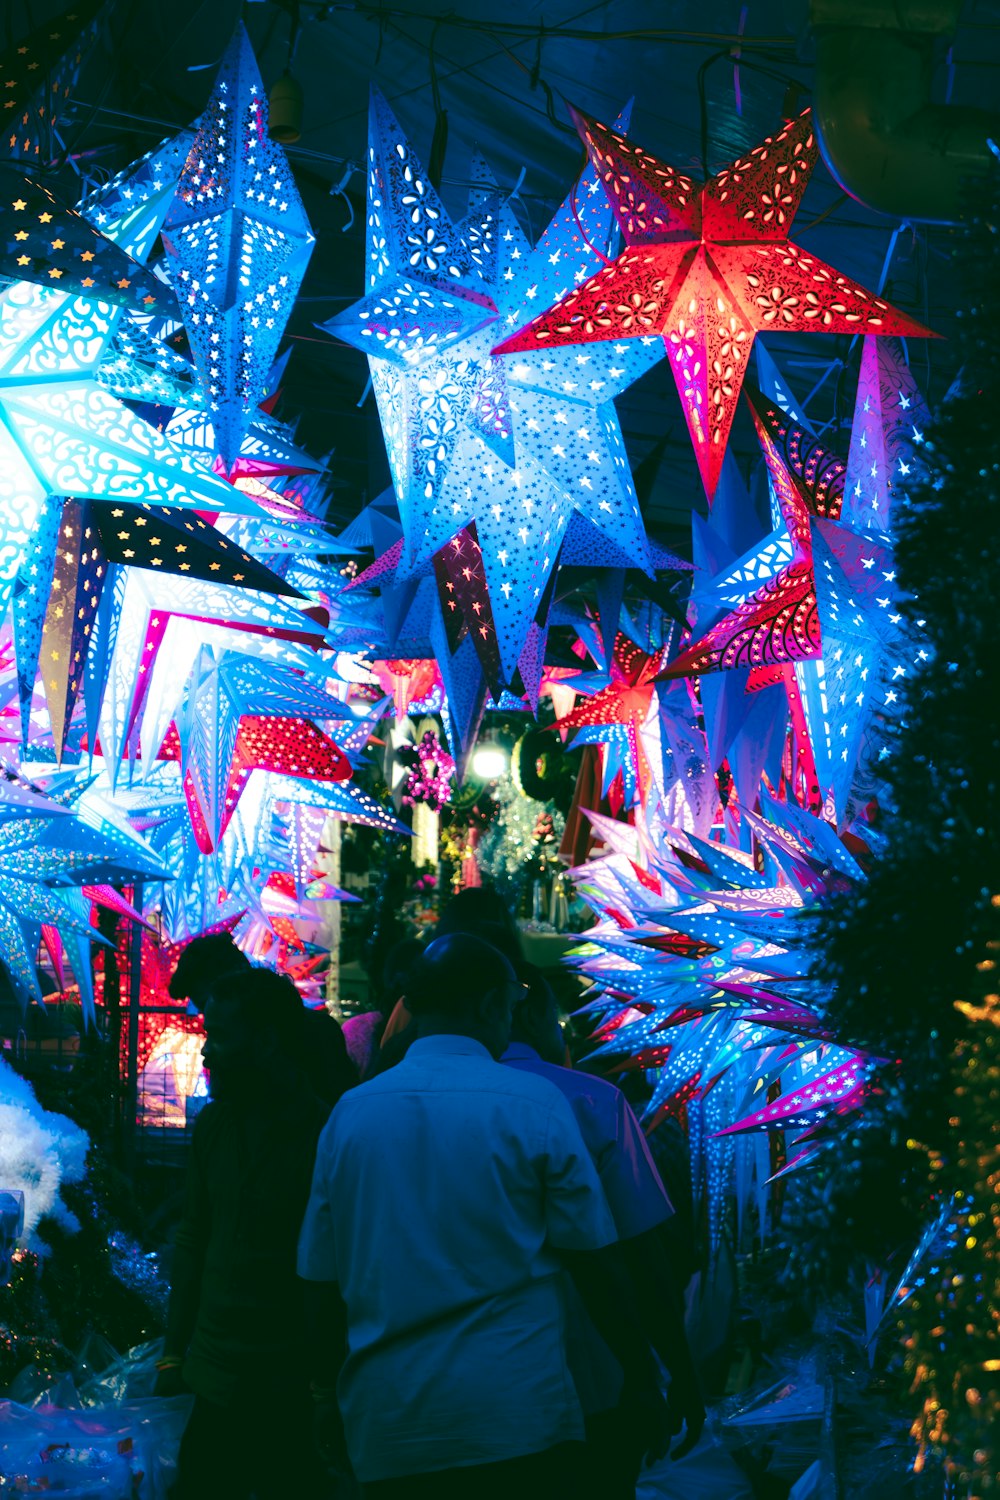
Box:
[159,646,351,853]
[161,23,315,470]
[324,89,655,684]
[0,275,265,749]
[1,169,176,314]
[35,497,300,759]
[495,107,934,499]
[0,0,103,164]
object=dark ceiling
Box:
[12,0,1000,551]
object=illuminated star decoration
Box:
[325,89,653,683]
[1,170,175,314]
[0,778,167,1009]
[842,334,931,536]
[161,645,351,853]
[78,129,201,407]
[0,0,102,164]
[663,388,822,678]
[94,570,329,789]
[666,355,927,821]
[35,497,299,758]
[555,629,672,810]
[495,107,933,499]
[567,791,872,1247]
[161,22,315,469]
[0,276,262,749]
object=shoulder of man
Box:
[328,1046,581,1119]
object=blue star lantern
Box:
[162,23,315,470]
[324,90,657,684]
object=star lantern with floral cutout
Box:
[324,90,654,684]
[665,351,929,821]
[495,107,933,498]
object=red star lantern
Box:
[661,385,876,680]
[371,659,441,720]
[662,391,822,676]
[555,633,670,805]
[159,717,350,854]
[495,108,933,498]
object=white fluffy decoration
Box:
[0,1058,90,1244]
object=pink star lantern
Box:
[495,108,933,498]
[371,658,441,720]
[555,633,670,806]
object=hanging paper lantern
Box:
[324,90,652,684]
[495,108,933,499]
[161,24,315,469]
[0,169,176,314]
[0,0,103,164]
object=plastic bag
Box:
[13,1443,133,1498]
[637,1433,754,1499]
[79,1341,164,1406]
[0,1393,192,1499]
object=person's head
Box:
[168,932,253,1013]
[510,962,566,1066]
[406,933,525,1058]
[436,886,524,965]
[202,966,306,1099]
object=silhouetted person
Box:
[435,884,524,963]
[158,967,332,1499]
[169,936,356,1105]
[369,887,524,1077]
[504,963,705,1491]
[298,933,669,1498]
[168,932,250,1012]
[343,937,422,1079]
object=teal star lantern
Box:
[0,276,263,747]
[161,23,315,470]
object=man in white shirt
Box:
[298,932,667,1498]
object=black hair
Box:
[406,933,514,1019]
[208,966,306,1061]
[381,937,424,1011]
[436,886,524,964]
[168,932,252,1000]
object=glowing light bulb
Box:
[472,745,508,779]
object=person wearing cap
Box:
[298,932,670,1498]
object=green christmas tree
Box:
[784,189,1000,1490]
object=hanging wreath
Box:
[513,727,576,813]
[401,730,455,814]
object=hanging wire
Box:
[696,48,730,177]
[285,0,301,68]
[427,18,448,189]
